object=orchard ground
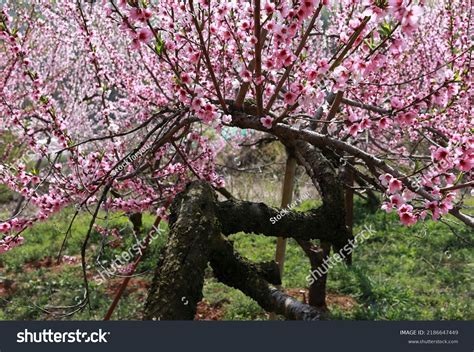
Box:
[0,192,472,321]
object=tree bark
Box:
[209,235,326,320]
[143,181,219,320]
[216,200,348,247]
[144,181,328,320]
[297,240,331,308]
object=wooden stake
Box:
[270,152,297,319]
[344,159,355,265]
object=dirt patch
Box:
[195,289,357,320]
[105,277,150,296]
[22,256,74,273]
[326,293,358,311]
[194,299,229,320]
[285,288,358,312]
[0,279,16,297]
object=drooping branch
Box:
[229,106,474,228]
[144,181,330,320]
[209,235,326,320]
[216,200,348,248]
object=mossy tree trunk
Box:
[143,181,338,320]
[144,182,219,320]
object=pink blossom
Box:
[62,255,79,264]
[390,96,404,109]
[317,59,329,74]
[260,116,274,129]
[137,28,153,43]
[402,188,416,201]
[456,156,473,172]
[379,173,393,187]
[390,194,404,207]
[381,202,394,213]
[131,28,153,50]
[255,75,265,85]
[0,222,11,233]
[379,117,390,129]
[398,205,417,226]
[221,114,232,124]
[382,194,404,213]
[425,201,441,220]
[431,89,448,107]
[128,8,152,22]
[240,69,252,83]
[433,147,449,162]
[388,178,403,194]
[283,91,297,105]
[390,38,405,54]
[439,200,453,215]
[445,173,456,185]
[348,124,361,137]
[401,5,423,35]
[0,235,24,253]
[118,263,135,275]
[332,66,349,87]
[264,2,275,14]
[189,51,201,63]
[180,72,192,84]
[396,111,416,125]
[360,118,372,130]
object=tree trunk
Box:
[143,181,328,320]
[209,235,325,320]
[143,181,219,320]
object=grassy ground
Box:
[0,199,473,320]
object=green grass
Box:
[0,185,15,204]
[0,208,166,320]
[0,199,472,320]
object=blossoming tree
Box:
[0,0,472,318]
